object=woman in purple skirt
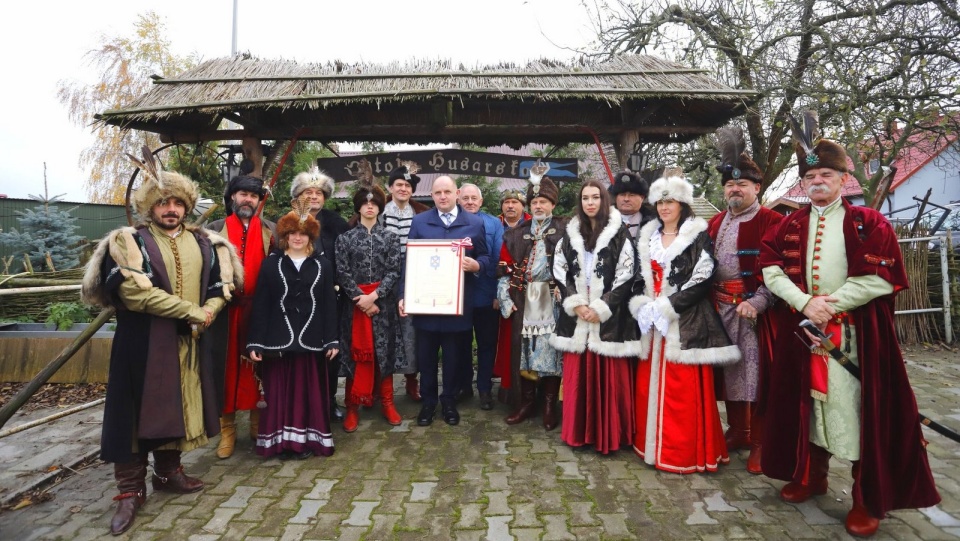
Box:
[247,204,340,459]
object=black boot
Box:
[151,450,204,494]
[110,455,147,535]
[329,358,345,422]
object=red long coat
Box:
[758,200,939,517]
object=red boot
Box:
[343,378,360,433]
[746,405,763,474]
[780,444,831,503]
[380,376,402,426]
[846,461,880,537]
[724,401,751,451]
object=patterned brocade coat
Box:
[335,224,407,377]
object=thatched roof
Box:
[96,55,758,147]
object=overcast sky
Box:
[0,0,597,202]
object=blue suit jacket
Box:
[401,204,490,332]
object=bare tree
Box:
[587,0,960,205]
[57,11,196,203]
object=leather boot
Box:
[329,360,345,422]
[542,376,561,431]
[746,403,763,474]
[216,413,236,459]
[780,444,831,503]
[405,373,421,402]
[380,375,402,426]
[846,461,880,537]
[724,401,751,451]
[248,408,260,441]
[505,378,537,425]
[343,379,360,433]
[110,455,147,535]
[151,450,204,494]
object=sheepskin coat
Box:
[628,217,740,365]
[551,208,642,357]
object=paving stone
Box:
[596,512,632,538]
[542,514,576,540]
[686,501,719,525]
[512,501,540,527]
[704,491,739,512]
[341,500,377,526]
[221,485,260,508]
[201,506,241,533]
[485,515,513,540]
[410,481,436,501]
[290,499,327,524]
[486,490,512,515]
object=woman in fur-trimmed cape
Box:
[551,180,641,454]
[628,173,741,473]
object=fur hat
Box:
[500,189,527,205]
[609,171,652,197]
[353,184,387,214]
[223,174,267,216]
[276,205,321,243]
[527,176,559,205]
[388,165,421,190]
[714,126,764,184]
[127,146,200,223]
[291,166,335,199]
[790,110,849,176]
[648,168,694,206]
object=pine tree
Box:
[0,165,84,271]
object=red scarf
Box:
[809,319,841,401]
[225,214,266,299]
[348,282,379,406]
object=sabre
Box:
[798,319,960,444]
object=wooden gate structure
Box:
[0,53,758,429]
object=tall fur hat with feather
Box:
[714,126,764,184]
[291,166,335,199]
[276,196,321,243]
[789,110,849,176]
[648,167,694,206]
[128,146,200,223]
[525,161,559,204]
[388,161,422,190]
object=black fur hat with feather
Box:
[714,126,764,184]
[789,110,849,176]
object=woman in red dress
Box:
[551,180,641,454]
[629,171,740,473]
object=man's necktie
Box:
[442,212,452,227]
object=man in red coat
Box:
[759,113,939,537]
[706,127,781,475]
[206,174,274,459]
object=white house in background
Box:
[876,131,959,227]
[765,129,959,224]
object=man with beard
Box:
[706,126,781,474]
[609,170,657,239]
[206,174,275,459]
[759,112,939,537]
[81,150,240,535]
[290,167,351,422]
[497,176,567,430]
[381,165,430,402]
[456,183,504,410]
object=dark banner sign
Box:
[316,149,578,182]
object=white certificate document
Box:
[403,240,465,315]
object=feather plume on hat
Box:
[529,160,549,191]
[714,126,765,184]
[277,196,320,244]
[789,110,821,166]
[398,160,420,179]
[127,146,200,223]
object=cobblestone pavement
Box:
[1,347,959,540]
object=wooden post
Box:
[617,130,639,170]
[242,137,264,177]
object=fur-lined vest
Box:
[551,208,642,357]
[628,218,740,365]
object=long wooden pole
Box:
[0,307,114,430]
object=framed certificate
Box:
[404,240,466,315]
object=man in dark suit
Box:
[399,176,491,426]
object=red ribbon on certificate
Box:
[450,237,473,254]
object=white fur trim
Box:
[589,298,613,323]
[648,176,694,205]
[562,294,588,316]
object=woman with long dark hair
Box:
[551,180,641,454]
[629,171,740,473]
